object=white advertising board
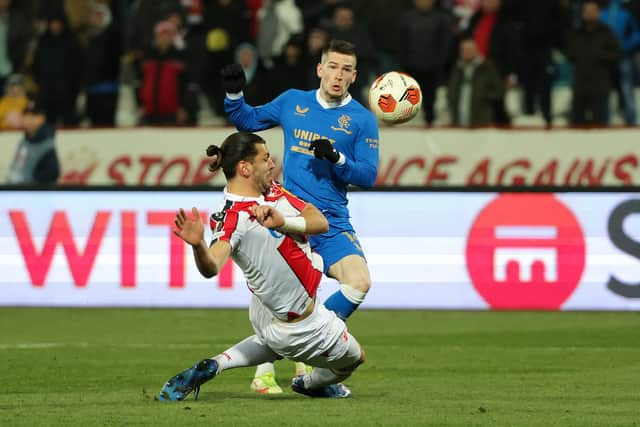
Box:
[1,190,639,310]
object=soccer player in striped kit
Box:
[157,132,364,400]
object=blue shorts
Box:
[309,218,365,274]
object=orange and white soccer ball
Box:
[368,71,422,124]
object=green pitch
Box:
[1,308,638,426]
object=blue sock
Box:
[323,290,359,320]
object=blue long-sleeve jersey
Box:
[225,89,379,220]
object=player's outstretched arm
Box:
[221,63,283,131]
[173,207,231,278]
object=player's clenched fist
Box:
[220,64,246,94]
[250,205,285,229]
[310,139,340,163]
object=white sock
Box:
[254,361,275,378]
[340,283,367,304]
[212,336,278,375]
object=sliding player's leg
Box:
[291,329,365,398]
[158,335,280,401]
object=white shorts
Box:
[249,295,361,369]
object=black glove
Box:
[310,139,340,163]
[220,63,246,94]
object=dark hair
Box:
[322,39,356,59]
[207,132,265,179]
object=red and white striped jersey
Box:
[210,182,324,321]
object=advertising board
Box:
[1,190,638,310]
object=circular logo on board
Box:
[466,194,585,310]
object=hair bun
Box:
[206,145,220,157]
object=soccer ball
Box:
[368,71,422,125]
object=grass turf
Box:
[0,308,638,426]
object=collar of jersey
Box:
[223,187,264,202]
[315,89,352,109]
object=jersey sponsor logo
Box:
[466,194,586,310]
[330,114,353,134]
[268,228,284,239]
[293,128,335,144]
[295,105,309,116]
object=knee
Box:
[340,347,365,374]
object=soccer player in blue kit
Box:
[221,39,379,394]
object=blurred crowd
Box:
[0,0,639,130]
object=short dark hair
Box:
[321,39,357,62]
[206,132,265,179]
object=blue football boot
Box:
[157,358,218,401]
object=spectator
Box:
[181,0,205,28]
[200,0,251,117]
[235,42,270,105]
[268,34,307,97]
[84,2,122,127]
[398,0,454,126]
[244,0,262,38]
[447,38,504,126]
[138,20,189,125]
[465,0,520,125]
[38,0,92,43]
[297,0,341,28]
[124,0,182,53]
[0,73,28,129]
[302,26,329,89]
[512,0,566,128]
[324,3,376,105]
[6,100,60,185]
[32,12,84,126]
[166,8,202,124]
[256,0,303,68]
[564,0,621,126]
[121,0,183,111]
[349,0,414,74]
[450,0,481,32]
[0,0,36,95]
[601,0,640,125]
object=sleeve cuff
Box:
[335,153,346,166]
[226,91,244,100]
